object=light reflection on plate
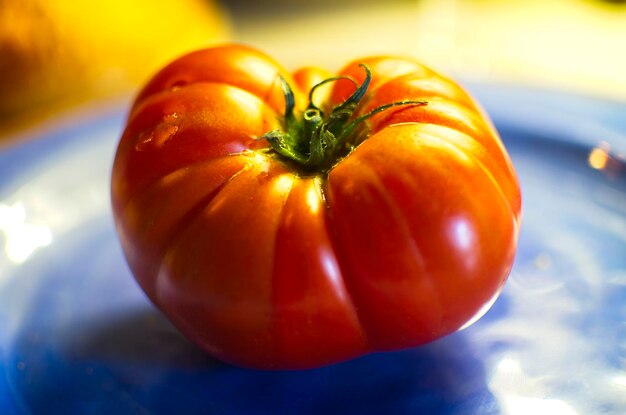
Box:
[0,86,625,414]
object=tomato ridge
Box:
[319,178,371,351]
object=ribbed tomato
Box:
[111,44,521,370]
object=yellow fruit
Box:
[0,0,230,133]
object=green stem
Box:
[262,65,427,173]
[307,75,357,112]
[278,76,296,123]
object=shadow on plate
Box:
[9,304,500,415]
[3,218,502,414]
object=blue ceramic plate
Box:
[1,85,625,415]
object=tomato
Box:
[111,44,521,370]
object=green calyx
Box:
[262,64,427,173]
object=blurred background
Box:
[0,0,625,145]
[1,3,625,413]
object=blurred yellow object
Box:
[231,0,626,101]
[412,0,626,100]
[0,0,229,136]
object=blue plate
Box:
[1,85,625,415]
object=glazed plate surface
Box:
[0,85,625,414]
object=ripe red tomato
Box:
[111,44,521,370]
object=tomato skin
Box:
[111,44,521,369]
